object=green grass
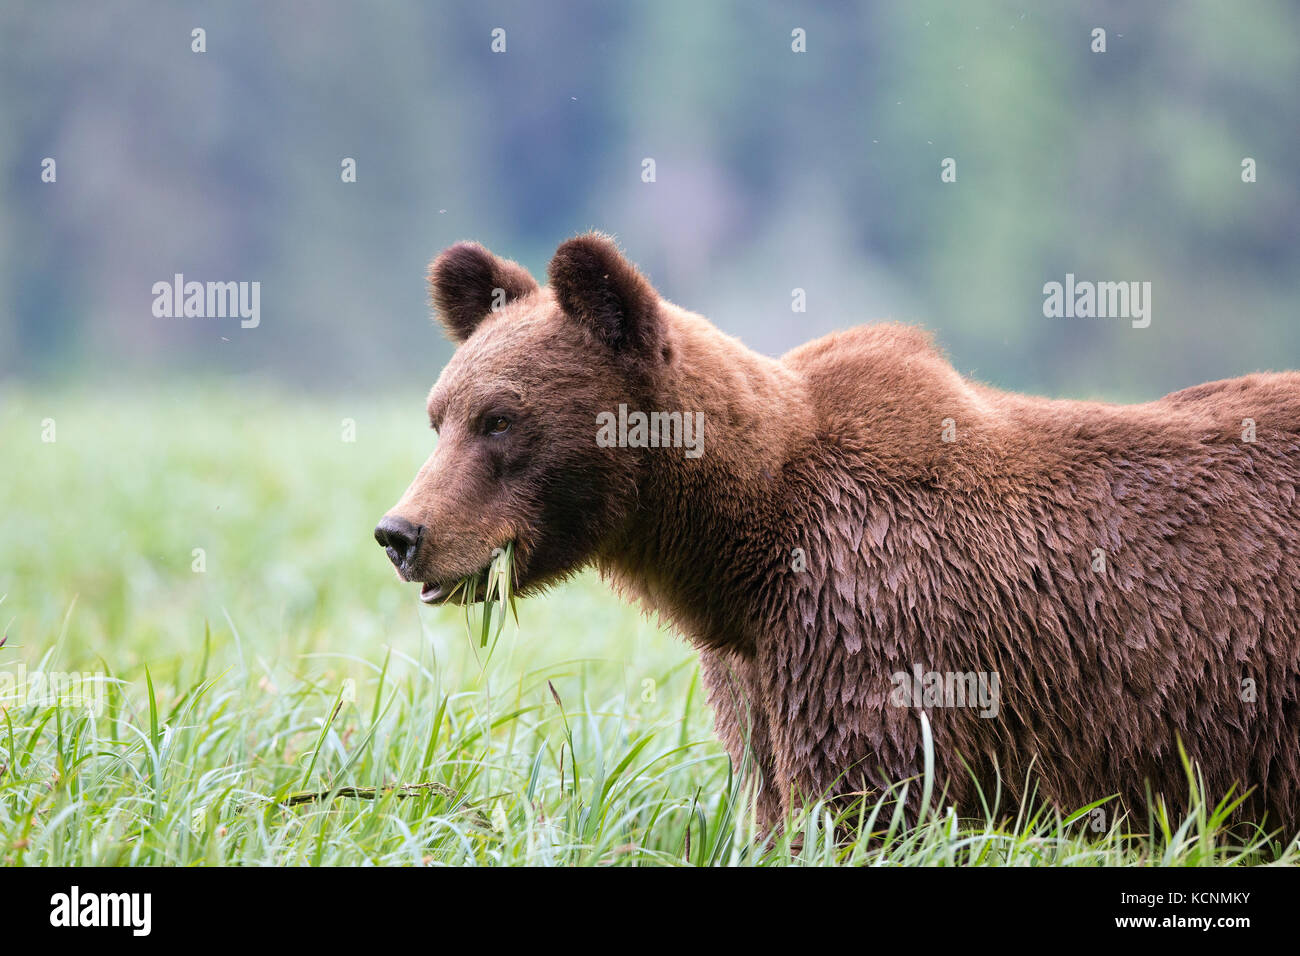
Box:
[0,385,1294,866]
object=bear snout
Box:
[374,514,424,578]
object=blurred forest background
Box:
[1,0,1296,398]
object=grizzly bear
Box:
[376,233,1300,836]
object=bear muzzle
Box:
[374,514,424,580]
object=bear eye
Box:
[485,415,511,435]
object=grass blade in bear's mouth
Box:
[448,542,517,648]
[418,544,517,649]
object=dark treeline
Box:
[1,1,1295,397]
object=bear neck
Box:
[600,305,815,656]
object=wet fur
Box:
[392,234,1300,836]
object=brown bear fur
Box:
[381,233,1300,836]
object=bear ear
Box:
[428,242,538,343]
[547,233,660,355]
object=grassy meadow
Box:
[0,386,1293,866]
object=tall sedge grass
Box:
[0,386,1293,865]
[3,643,1293,865]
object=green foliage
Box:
[1,2,1296,394]
[0,388,1293,865]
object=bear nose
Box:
[374,515,424,574]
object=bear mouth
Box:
[419,582,450,605]
[417,562,498,606]
[415,540,521,606]
[418,579,487,605]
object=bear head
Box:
[375,233,667,604]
